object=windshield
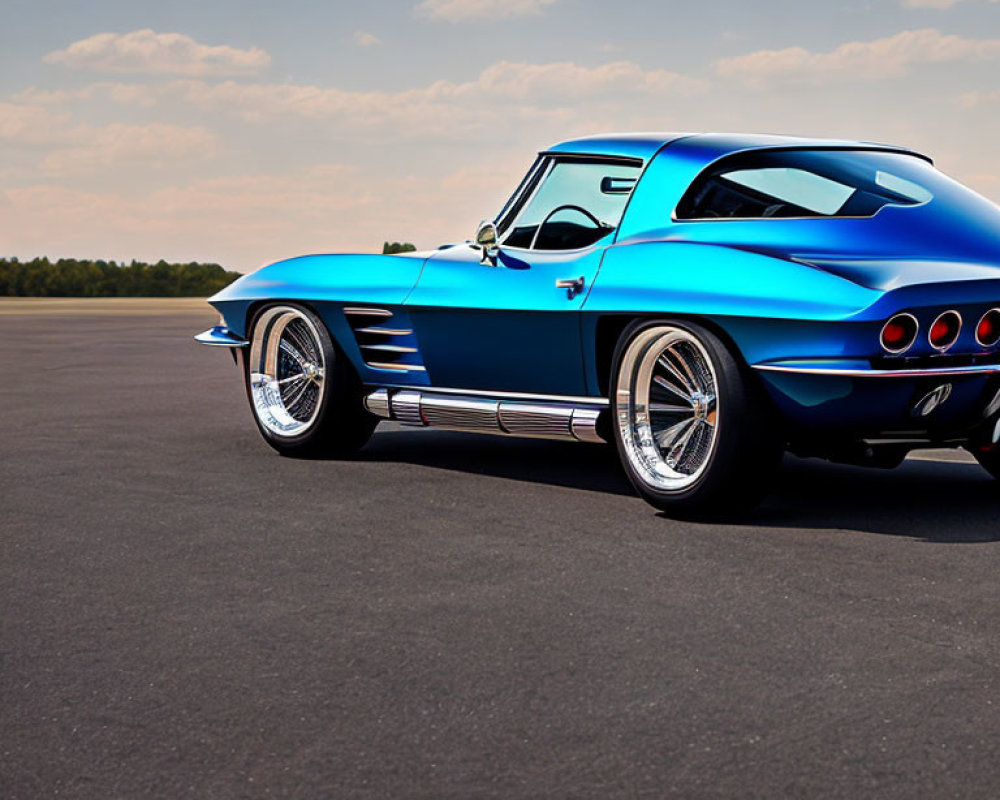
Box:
[500,158,641,250]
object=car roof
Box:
[545,132,930,164]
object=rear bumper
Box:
[753,359,1000,378]
[194,325,248,348]
[755,359,1000,436]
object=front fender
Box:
[206,252,429,338]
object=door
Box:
[404,156,641,395]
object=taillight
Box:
[928,311,961,351]
[880,313,919,354]
[976,309,1000,348]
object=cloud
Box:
[113,59,705,138]
[12,83,158,107]
[41,123,218,177]
[902,0,1000,6]
[353,31,381,47]
[0,100,217,177]
[0,162,505,268]
[0,166,371,267]
[43,29,270,76]
[902,0,964,7]
[0,102,77,145]
[957,89,1000,107]
[717,28,1000,85]
[415,0,558,22]
[470,60,706,100]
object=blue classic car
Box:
[196,133,1000,517]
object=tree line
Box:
[1,244,419,297]
[382,242,416,254]
[0,257,243,297]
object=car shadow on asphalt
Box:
[360,426,633,496]
[758,457,1000,542]
[360,427,1000,542]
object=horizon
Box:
[2,0,999,272]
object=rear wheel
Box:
[244,304,377,457]
[611,319,783,519]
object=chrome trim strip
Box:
[422,395,499,431]
[862,438,935,446]
[344,307,393,317]
[194,325,249,348]
[498,401,574,438]
[754,362,1000,378]
[370,384,609,406]
[360,344,419,354]
[356,327,413,336]
[367,362,427,372]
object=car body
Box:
[197,132,1000,515]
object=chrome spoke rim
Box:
[248,307,326,437]
[616,327,721,492]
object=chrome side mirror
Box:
[474,220,500,265]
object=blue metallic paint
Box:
[194,324,248,347]
[209,252,428,337]
[403,241,605,394]
[200,132,1000,445]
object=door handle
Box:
[555,276,585,298]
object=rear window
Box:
[675,149,935,220]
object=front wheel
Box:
[244,304,377,457]
[610,320,783,519]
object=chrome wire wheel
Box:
[615,325,720,493]
[248,306,327,437]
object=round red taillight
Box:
[929,311,961,351]
[881,314,919,354]
[976,309,1000,348]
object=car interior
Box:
[675,151,933,220]
[498,159,640,251]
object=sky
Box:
[1,0,998,271]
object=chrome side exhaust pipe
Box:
[364,388,606,443]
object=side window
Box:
[675,150,934,220]
[502,159,641,250]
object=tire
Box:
[610,319,783,519]
[243,304,377,457]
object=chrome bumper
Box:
[753,359,1000,378]
[194,325,248,348]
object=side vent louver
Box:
[343,307,426,373]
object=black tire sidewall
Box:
[243,303,359,455]
[610,318,779,516]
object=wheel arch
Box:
[244,298,362,362]
[592,313,750,397]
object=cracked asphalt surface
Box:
[3,307,1000,799]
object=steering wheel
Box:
[530,204,605,250]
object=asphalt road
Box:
[4,308,1000,799]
